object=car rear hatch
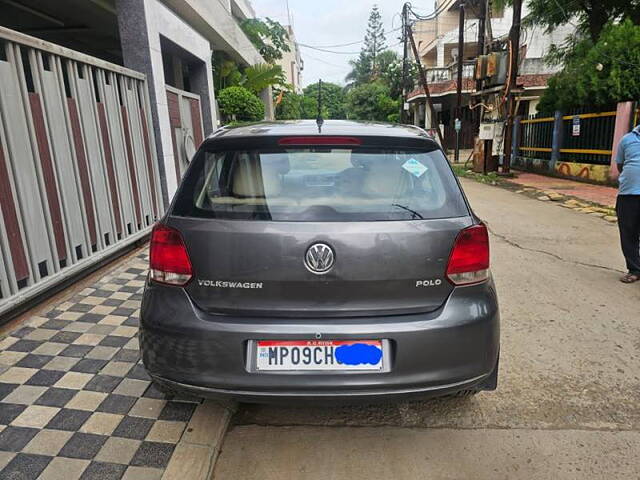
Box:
[164,134,474,318]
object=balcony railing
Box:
[425,61,475,83]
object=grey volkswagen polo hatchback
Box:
[140,120,499,403]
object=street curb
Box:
[162,401,234,480]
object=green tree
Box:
[212,53,242,91]
[241,63,287,94]
[302,82,346,119]
[538,20,640,114]
[240,18,291,64]
[275,92,303,120]
[494,0,640,61]
[346,5,387,84]
[275,91,330,120]
[217,86,265,122]
[345,82,399,122]
[363,5,387,77]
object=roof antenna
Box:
[316,78,324,133]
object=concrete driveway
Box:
[213,179,640,479]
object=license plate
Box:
[255,340,384,371]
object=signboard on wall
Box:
[572,116,581,136]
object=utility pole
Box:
[502,0,523,174]
[400,3,409,124]
[454,1,466,164]
[475,0,487,132]
[408,24,446,148]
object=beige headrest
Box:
[361,165,409,197]
[233,157,282,197]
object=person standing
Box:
[615,124,640,283]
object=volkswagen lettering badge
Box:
[304,243,335,274]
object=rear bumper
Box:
[140,280,500,404]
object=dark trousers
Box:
[616,195,640,274]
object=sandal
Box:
[620,273,640,284]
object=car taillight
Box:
[446,224,490,286]
[149,224,193,286]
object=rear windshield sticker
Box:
[402,158,428,178]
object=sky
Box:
[252,0,436,88]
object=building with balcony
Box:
[1,0,267,202]
[408,0,574,150]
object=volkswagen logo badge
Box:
[304,243,335,274]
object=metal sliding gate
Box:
[0,27,163,318]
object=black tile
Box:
[0,453,51,479]
[111,307,136,316]
[58,432,107,459]
[45,309,64,318]
[6,339,43,352]
[111,416,154,440]
[78,313,104,324]
[11,326,35,338]
[0,426,38,451]
[41,319,72,330]
[45,408,92,431]
[126,268,145,274]
[34,387,76,408]
[68,303,94,313]
[130,441,175,468]
[129,293,143,301]
[122,317,139,327]
[0,403,26,425]
[79,461,127,480]
[111,278,128,285]
[118,286,139,295]
[102,299,124,308]
[97,394,136,415]
[99,336,129,348]
[60,345,93,358]
[84,375,122,393]
[25,369,65,387]
[15,354,54,369]
[71,358,107,374]
[142,383,168,400]
[92,289,113,298]
[50,331,83,344]
[112,349,139,363]
[159,401,197,422]
[0,383,18,402]
[126,364,150,381]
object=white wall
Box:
[143,0,214,198]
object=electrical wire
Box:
[297,26,403,49]
[298,40,404,56]
[297,44,362,54]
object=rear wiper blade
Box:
[391,204,424,219]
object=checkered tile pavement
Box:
[0,251,202,480]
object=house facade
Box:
[407,0,574,150]
[277,25,304,93]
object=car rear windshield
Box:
[171,146,468,221]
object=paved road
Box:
[213,179,640,479]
